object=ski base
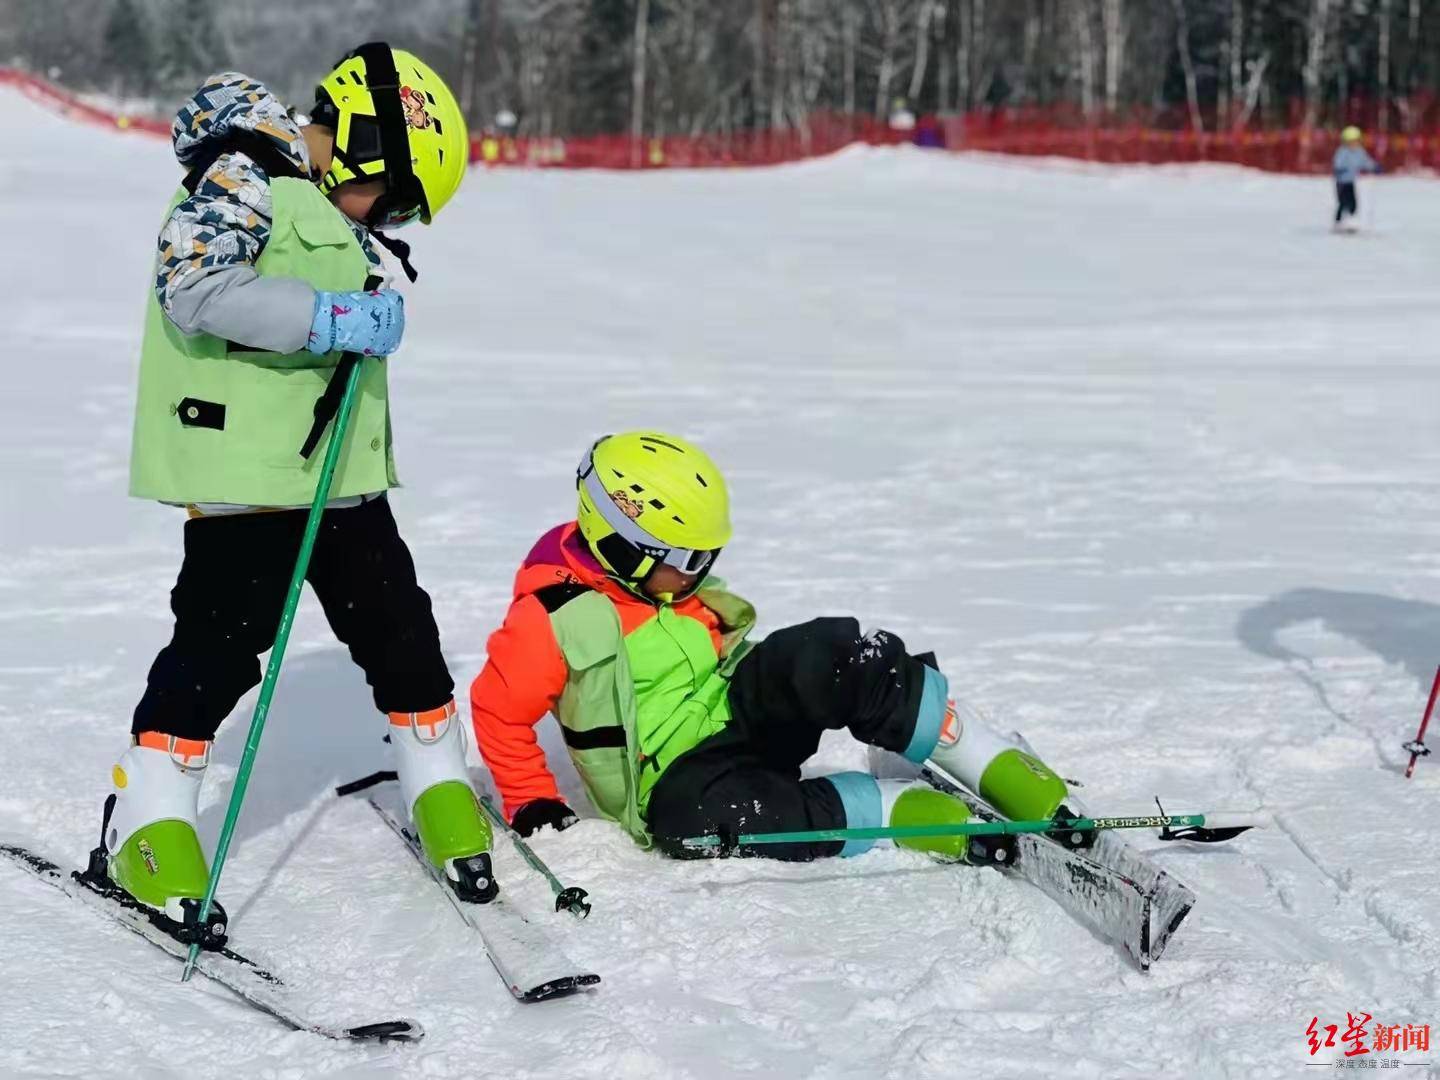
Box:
[367,798,601,1003]
[1,841,424,1042]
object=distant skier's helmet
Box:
[576,432,731,592]
[313,43,469,226]
[1342,125,1364,143]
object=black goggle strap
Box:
[348,43,423,281]
[578,446,718,581]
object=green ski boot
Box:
[389,701,497,902]
[95,733,228,949]
[927,698,1070,821]
[880,781,1015,866]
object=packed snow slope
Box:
[3,87,1439,1080]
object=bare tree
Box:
[908,0,936,102]
[630,0,651,161]
[1102,0,1126,115]
[1074,0,1098,119]
[870,0,901,117]
[1300,0,1334,135]
[1377,0,1391,143]
[1171,0,1203,133]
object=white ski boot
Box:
[389,700,497,903]
[93,732,228,948]
[926,698,1071,823]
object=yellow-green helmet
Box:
[313,43,469,226]
[576,432,731,593]
[1342,125,1364,144]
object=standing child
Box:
[470,432,1074,863]
[104,44,496,948]
[1333,125,1381,232]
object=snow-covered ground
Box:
[2,87,1438,1079]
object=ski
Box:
[916,751,1195,971]
[366,797,601,1003]
[0,841,423,1041]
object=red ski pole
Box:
[1404,665,1439,780]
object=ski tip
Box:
[518,972,601,1004]
[344,1018,426,1042]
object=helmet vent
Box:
[648,499,666,510]
[434,121,444,138]
[672,515,686,525]
[629,484,644,494]
[425,91,436,104]
[640,435,683,452]
[695,474,708,487]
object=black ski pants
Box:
[646,617,933,861]
[1336,181,1358,222]
[132,496,453,741]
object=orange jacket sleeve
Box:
[470,594,570,821]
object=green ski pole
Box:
[181,354,368,982]
[679,810,1272,853]
[478,796,591,918]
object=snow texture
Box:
[2,87,1439,1079]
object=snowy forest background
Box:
[5,1,1440,138]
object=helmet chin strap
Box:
[367,228,417,282]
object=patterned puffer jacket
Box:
[155,73,382,355]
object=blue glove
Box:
[306,289,405,357]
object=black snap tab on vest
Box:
[176,397,226,431]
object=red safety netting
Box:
[0,67,171,137]
[6,67,1439,175]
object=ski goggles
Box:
[578,442,721,580]
[367,189,424,230]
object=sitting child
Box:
[470,431,1072,861]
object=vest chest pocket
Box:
[291,212,360,251]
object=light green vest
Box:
[547,580,757,846]
[129,177,397,505]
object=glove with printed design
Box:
[306,289,405,357]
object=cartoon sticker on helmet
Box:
[400,86,433,130]
[610,490,645,521]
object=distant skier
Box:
[469,431,1075,862]
[102,46,495,948]
[1333,125,1381,232]
[888,96,917,135]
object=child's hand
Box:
[511,798,579,838]
[307,288,406,357]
